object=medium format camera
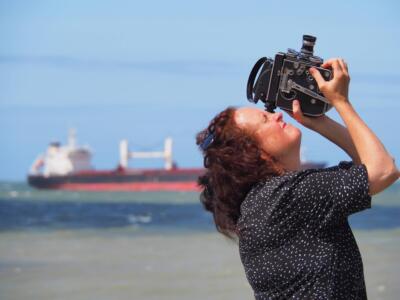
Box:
[246,35,333,117]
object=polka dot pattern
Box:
[237,161,371,299]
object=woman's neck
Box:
[279,152,302,172]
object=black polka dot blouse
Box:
[237,161,371,299]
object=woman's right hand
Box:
[309,58,350,107]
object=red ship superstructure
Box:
[28,129,204,191]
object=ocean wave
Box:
[127,214,152,224]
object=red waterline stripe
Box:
[55,182,201,192]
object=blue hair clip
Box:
[200,132,215,151]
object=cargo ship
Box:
[27,129,325,192]
[28,129,204,191]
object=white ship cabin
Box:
[29,129,93,177]
[29,129,176,177]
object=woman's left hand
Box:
[284,99,328,130]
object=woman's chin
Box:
[292,126,302,144]
[286,123,302,136]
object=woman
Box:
[196,58,399,299]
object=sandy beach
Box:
[1,228,399,300]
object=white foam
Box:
[127,214,152,224]
[9,191,18,198]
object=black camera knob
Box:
[303,35,316,43]
[287,48,299,57]
[301,35,317,57]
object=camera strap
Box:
[246,57,268,102]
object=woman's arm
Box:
[288,100,361,163]
[310,58,399,196]
[333,101,398,195]
[306,114,361,165]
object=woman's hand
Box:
[309,58,350,106]
[285,99,328,130]
[285,57,351,129]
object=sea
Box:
[0,182,399,300]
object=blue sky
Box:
[0,0,399,181]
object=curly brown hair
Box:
[196,106,286,240]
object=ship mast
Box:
[68,128,77,149]
[119,137,173,170]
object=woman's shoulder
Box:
[240,170,298,213]
[246,160,355,200]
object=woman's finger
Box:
[332,59,343,73]
[283,103,298,120]
[309,68,327,88]
[321,58,340,69]
[292,100,303,123]
[343,60,348,71]
[321,58,346,71]
[338,59,349,75]
[328,60,344,80]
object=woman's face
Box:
[234,107,301,160]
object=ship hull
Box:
[27,163,326,192]
[28,168,205,192]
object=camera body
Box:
[247,35,333,117]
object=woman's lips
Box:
[282,122,287,128]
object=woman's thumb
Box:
[292,100,303,122]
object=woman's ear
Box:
[260,149,272,162]
[260,150,286,175]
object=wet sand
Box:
[0,229,399,300]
